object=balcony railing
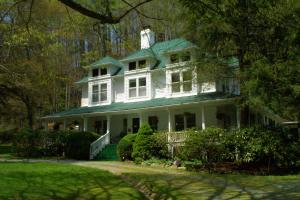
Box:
[89,131,110,160]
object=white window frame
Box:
[100,83,108,102]
[128,60,147,71]
[171,70,193,93]
[128,77,147,98]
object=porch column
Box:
[83,117,88,132]
[106,115,111,133]
[236,106,241,129]
[63,119,67,131]
[167,108,173,132]
[201,106,206,130]
[139,112,142,125]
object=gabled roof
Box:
[42,92,237,119]
[85,56,123,69]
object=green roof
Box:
[43,92,237,119]
[87,56,123,69]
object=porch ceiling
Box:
[42,92,238,119]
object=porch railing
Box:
[89,131,110,160]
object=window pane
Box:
[92,85,99,103]
[186,113,196,128]
[172,83,180,93]
[100,84,107,101]
[182,52,191,61]
[129,62,136,70]
[183,82,192,91]
[129,79,136,88]
[139,87,146,96]
[183,71,192,81]
[138,60,146,68]
[92,68,99,77]
[175,114,184,131]
[129,88,136,97]
[100,67,107,75]
[139,77,146,87]
[171,73,180,83]
[170,54,179,63]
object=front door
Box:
[132,118,140,133]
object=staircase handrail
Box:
[89,131,110,160]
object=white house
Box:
[42,29,241,158]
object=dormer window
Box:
[182,52,191,62]
[100,67,107,75]
[92,68,99,77]
[170,54,179,63]
[128,60,147,71]
[138,60,146,69]
[129,62,136,71]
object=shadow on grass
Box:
[0,163,145,200]
[123,172,300,200]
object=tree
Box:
[179,0,300,121]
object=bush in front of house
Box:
[180,128,227,164]
[0,129,17,143]
[65,131,99,160]
[117,134,136,161]
[132,123,155,160]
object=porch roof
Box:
[43,92,237,119]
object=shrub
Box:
[117,134,136,161]
[42,130,69,157]
[151,132,169,159]
[14,128,43,157]
[132,123,154,160]
[181,128,227,164]
[65,131,99,160]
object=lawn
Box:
[0,162,144,200]
[76,161,300,200]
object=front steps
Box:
[94,144,119,161]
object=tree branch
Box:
[58,0,153,24]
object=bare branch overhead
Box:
[58,0,154,24]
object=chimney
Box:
[140,27,155,49]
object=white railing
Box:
[89,131,110,160]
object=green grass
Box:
[76,161,300,200]
[124,171,300,200]
[0,162,144,200]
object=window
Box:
[92,85,99,103]
[129,62,136,71]
[138,78,146,96]
[138,60,146,68]
[129,79,137,98]
[100,83,107,101]
[92,68,99,77]
[181,52,191,62]
[170,54,179,63]
[94,120,107,134]
[171,73,180,93]
[129,77,147,98]
[148,116,158,131]
[186,113,196,128]
[183,71,192,92]
[100,67,107,75]
[175,114,184,131]
[171,71,193,93]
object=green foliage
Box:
[137,123,153,135]
[181,128,227,164]
[132,123,154,160]
[151,132,169,159]
[0,129,16,143]
[117,134,136,161]
[65,131,99,160]
[181,127,300,168]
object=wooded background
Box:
[0,0,299,129]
